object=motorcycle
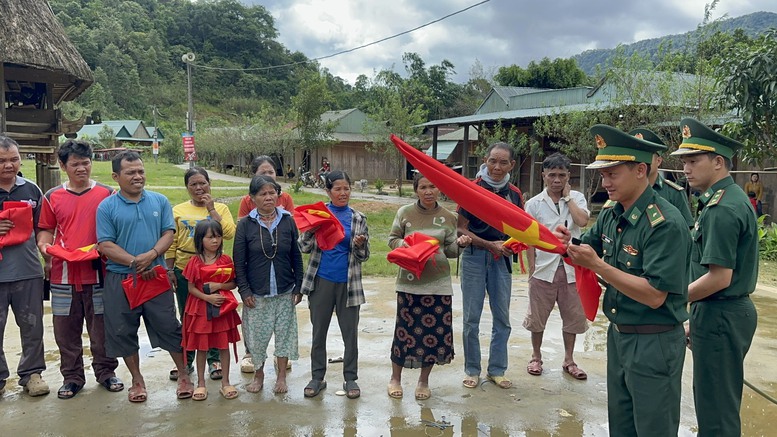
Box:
[316,170,329,188]
[299,171,316,188]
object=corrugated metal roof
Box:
[438,127,479,141]
[420,102,614,127]
[425,140,458,160]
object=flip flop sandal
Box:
[343,380,361,399]
[304,379,327,398]
[387,382,403,399]
[57,382,83,400]
[219,385,238,399]
[192,387,208,401]
[486,374,513,389]
[209,362,223,380]
[169,368,178,381]
[100,376,125,392]
[462,375,479,389]
[176,379,194,399]
[128,382,147,403]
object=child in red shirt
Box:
[182,220,241,400]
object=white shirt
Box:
[524,189,589,283]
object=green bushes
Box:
[758,215,777,260]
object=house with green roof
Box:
[74,119,164,147]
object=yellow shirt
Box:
[165,201,236,270]
[744,181,763,201]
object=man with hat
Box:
[630,128,694,227]
[557,124,690,436]
[671,117,758,436]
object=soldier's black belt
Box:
[614,324,677,334]
[698,294,749,302]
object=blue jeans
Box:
[460,247,512,377]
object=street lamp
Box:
[182,52,196,168]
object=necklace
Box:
[258,209,277,219]
[259,223,278,260]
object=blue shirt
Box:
[317,203,352,283]
[96,190,175,274]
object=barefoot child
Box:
[182,220,242,400]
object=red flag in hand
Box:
[200,263,239,317]
[121,265,170,309]
[46,244,100,263]
[0,201,34,260]
[564,259,602,321]
[387,232,440,278]
[293,202,345,250]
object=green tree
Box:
[495,57,590,89]
[292,73,335,169]
[716,29,777,163]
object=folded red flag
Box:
[390,134,601,320]
[0,201,34,260]
[503,238,529,273]
[200,263,238,318]
[121,265,171,309]
[293,202,345,250]
[46,243,100,263]
[564,259,602,321]
[387,232,440,278]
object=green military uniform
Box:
[584,125,690,437]
[671,118,758,437]
[630,128,694,227]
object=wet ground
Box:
[2,276,776,436]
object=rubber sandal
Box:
[527,359,543,376]
[304,379,327,398]
[169,368,178,381]
[462,375,479,389]
[562,362,588,380]
[240,355,254,373]
[219,385,238,399]
[414,385,431,400]
[57,382,83,399]
[192,386,208,401]
[128,382,147,403]
[100,376,125,392]
[387,382,403,399]
[209,362,223,380]
[176,378,194,399]
[343,380,361,399]
[24,374,50,397]
[486,374,513,389]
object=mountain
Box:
[573,11,777,75]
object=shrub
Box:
[758,215,777,260]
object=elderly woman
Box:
[234,176,303,394]
[387,173,471,400]
[165,167,236,380]
[237,155,296,373]
[300,170,369,399]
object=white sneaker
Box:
[24,374,50,397]
[240,355,254,373]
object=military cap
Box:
[629,128,665,147]
[587,124,668,169]
[670,117,743,159]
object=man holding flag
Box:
[560,125,690,436]
[38,139,122,399]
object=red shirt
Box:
[237,192,295,219]
[39,181,114,288]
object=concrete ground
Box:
[2,275,776,436]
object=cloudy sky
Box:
[247,0,775,84]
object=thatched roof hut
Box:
[1,0,95,188]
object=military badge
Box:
[595,134,607,149]
[622,245,639,256]
[634,133,644,139]
[682,125,691,139]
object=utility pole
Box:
[182,52,196,168]
[151,105,159,164]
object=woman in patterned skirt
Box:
[387,172,471,400]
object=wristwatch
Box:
[561,196,570,202]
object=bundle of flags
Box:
[121,265,170,310]
[293,202,345,250]
[46,243,100,262]
[390,134,602,321]
[0,201,34,260]
[386,232,440,278]
[200,263,238,319]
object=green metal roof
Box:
[426,140,458,160]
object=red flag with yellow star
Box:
[391,134,601,320]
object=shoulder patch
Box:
[664,179,684,191]
[708,189,725,207]
[646,203,665,227]
[603,200,617,209]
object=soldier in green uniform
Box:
[630,128,694,227]
[671,117,758,437]
[558,125,690,436]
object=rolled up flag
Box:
[200,263,239,319]
[390,134,601,320]
[121,265,171,309]
[293,201,345,250]
[503,238,529,273]
[46,243,100,263]
[387,232,440,278]
[0,201,34,260]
